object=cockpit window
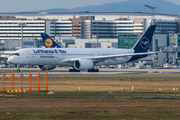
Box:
[10,53,20,56]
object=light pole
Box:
[96,23,98,48]
[144,5,157,25]
[18,23,26,49]
[50,19,58,39]
[18,34,19,49]
[59,24,61,43]
[6,35,8,50]
[144,4,157,68]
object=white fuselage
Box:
[8,48,134,66]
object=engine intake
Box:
[74,59,94,70]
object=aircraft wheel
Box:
[69,69,80,72]
[95,69,99,72]
[88,68,99,72]
[69,69,72,72]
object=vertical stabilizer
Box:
[133,25,156,52]
[41,33,61,48]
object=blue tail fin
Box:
[41,33,61,48]
[133,25,156,52]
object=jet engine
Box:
[74,59,94,70]
[38,65,56,70]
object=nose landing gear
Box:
[17,66,20,73]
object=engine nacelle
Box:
[74,59,94,70]
[38,65,56,70]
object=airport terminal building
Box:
[49,18,177,39]
[0,12,178,40]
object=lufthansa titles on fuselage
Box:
[33,49,66,54]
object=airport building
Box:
[0,12,178,40]
[0,16,50,49]
[118,34,139,49]
[0,16,48,40]
[155,20,178,34]
[50,18,145,39]
[50,18,178,39]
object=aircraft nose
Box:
[7,57,14,64]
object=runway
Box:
[45,76,180,78]
[1,67,180,72]
[1,67,180,78]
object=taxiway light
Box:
[19,90,23,93]
[7,90,11,94]
[11,90,15,94]
[23,90,27,93]
[15,90,19,94]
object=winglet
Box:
[41,33,61,48]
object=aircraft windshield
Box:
[10,53,20,56]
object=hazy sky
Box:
[0,0,179,12]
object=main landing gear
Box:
[88,68,99,72]
[68,68,99,72]
[69,68,80,72]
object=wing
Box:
[61,52,154,64]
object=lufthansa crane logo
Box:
[140,37,149,49]
[45,38,53,47]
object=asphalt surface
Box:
[1,67,180,78]
[1,92,180,99]
[47,76,180,78]
[1,67,180,73]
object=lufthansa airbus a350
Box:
[7,25,156,72]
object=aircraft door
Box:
[55,50,58,58]
[97,51,101,56]
[26,51,30,58]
